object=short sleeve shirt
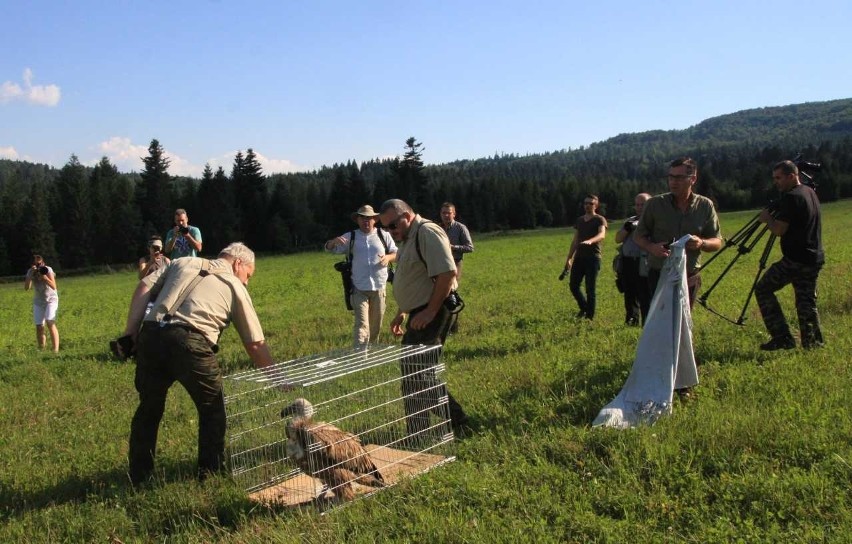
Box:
[25,266,58,304]
[327,228,397,290]
[635,193,720,272]
[142,257,264,347]
[775,184,824,265]
[392,216,456,313]
[165,225,202,259]
[574,215,607,258]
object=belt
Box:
[142,320,219,353]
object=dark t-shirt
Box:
[574,215,607,258]
[775,184,824,265]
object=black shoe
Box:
[760,336,796,351]
[575,310,586,318]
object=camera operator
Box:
[120,242,275,484]
[164,208,202,259]
[755,160,824,351]
[23,254,60,352]
[138,236,171,279]
[634,157,722,308]
[325,205,397,349]
[615,193,652,326]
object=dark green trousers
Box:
[400,304,466,436]
[129,322,225,484]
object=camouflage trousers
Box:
[755,257,824,347]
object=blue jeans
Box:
[570,255,601,319]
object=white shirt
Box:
[328,228,397,291]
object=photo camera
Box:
[179,226,190,235]
[109,334,136,361]
[38,266,49,275]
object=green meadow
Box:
[1,202,850,543]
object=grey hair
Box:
[219,242,255,264]
[174,208,188,216]
[379,199,414,215]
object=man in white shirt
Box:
[325,205,398,348]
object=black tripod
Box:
[697,208,776,325]
[698,154,820,325]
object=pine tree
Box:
[20,180,58,268]
[53,155,91,268]
[138,139,173,235]
[232,149,268,249]
[393,137,429,210]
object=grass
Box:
[1,202,850,542]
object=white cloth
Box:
[593,235,699,429]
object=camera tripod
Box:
[697,208,776,325]
[698,154,820,325]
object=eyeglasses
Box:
[667,174,693,181]
[583,201,596,205]
[383,215,404,230]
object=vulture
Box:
[281,397,385,501]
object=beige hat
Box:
[351,204,380,221]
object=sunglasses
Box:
[383,214,405,230]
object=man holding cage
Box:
[118,242,276,484]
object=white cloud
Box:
[0,68,61,107]
[206,149,304,176]
[0,146,19,160]
[94,136,201,177]
[92,138,305,177]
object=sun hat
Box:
[351,204,380,221]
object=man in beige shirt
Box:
[120,242,275,484]
[379,199,469,435]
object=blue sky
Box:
[2,1,850,177]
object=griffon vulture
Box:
[281,397,385,501]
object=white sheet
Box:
[592,235,698,429]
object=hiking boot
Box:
[760,336,796,351]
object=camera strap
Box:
[347,230,356,262]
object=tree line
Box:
[2,99,852,275]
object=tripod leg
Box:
[737,232,776,325]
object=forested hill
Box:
[1,98,852,274]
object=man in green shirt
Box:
[634,157,722,308]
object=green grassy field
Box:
[1,202,850,543]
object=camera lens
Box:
[179,226,189,235]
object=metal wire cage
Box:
[223,344,456,506]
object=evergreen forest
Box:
[2,98,852,275]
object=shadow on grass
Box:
[0,458,249,523]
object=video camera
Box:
[793,153,821,188]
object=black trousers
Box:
[400,304,467,436]
[621,256,651,325]
[129,322,225,483]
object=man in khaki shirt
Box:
[120,242,275,484]
[379,199,469,435]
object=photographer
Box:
[615,193,651,326]
[138,236,171,279]
[23,254,60,352]
[325,205,397,349]
[755,160,825,351]
[164,208,202,259]
[120,242,275,484]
